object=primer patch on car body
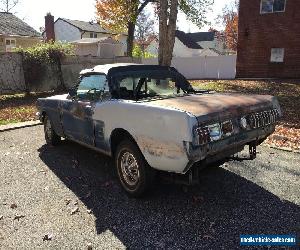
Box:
[137,135,185,159]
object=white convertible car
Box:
[37,63,281,197]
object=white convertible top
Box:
[80,63,140,75]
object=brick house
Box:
[236,0,300,78]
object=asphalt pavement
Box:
[0,125,299,249]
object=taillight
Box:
[196,127,211,145]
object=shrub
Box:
[132,44,155,58]
[14,42,75,93]
[14,41,75,64]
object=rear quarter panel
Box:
[93,100,197,173]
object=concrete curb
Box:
[0,120,42,132]
[266,144,300,154]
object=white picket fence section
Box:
[142,55,237,80]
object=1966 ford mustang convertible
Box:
[37,63,281,197]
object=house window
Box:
[90,32,97,38]
[270,48,284,62]
[5,38,16,52]
[261,0,286,14]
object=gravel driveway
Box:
[0,126,299,249]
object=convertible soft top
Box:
[80,63,191,92]
[80,63,180,77]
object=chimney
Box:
[45,13,55,42]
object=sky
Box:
[9,0,233,33]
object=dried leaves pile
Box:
[0,92,58,125]
[192,79,300,150]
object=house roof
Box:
[58,18,111,34]
[0,12,41,37]
[175,30,203,49]
[175,30,216,49]
[186,31,215,42]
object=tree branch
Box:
[138,0,157,14]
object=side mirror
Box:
[68,88,77,98]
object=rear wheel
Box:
[115,139,155,197]
[44,115,61,146]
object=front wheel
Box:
[44,115,61,146]
[115,139,155,197]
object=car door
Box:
[62,74,107,145]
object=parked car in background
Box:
[37,63,281,197]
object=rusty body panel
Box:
[36,64,282,175]
[149,93,276,121]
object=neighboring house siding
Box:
[237,0,300,78]
[81,32,109,39]
[16,37,41,48]
[198,41,216,49]
[147,41,158,56]
[146,39,219,57]
[198,40,227,54]
[173,38,203,57]
[118,35,127,55]
[54,19,81,42]
[0,35,40,52]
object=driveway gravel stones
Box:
[0,126,299,249]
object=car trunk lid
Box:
[150,93,276,123]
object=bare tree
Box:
[0,0,20,12]
[135,11,156,56]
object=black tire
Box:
[115,139,155,197]
[44,115,61,146]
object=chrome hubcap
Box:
[120,152,140,186]
[45,119,52,139]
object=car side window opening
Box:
[114,71,188,101]
[77,74,107,100]
[138,78,180,98]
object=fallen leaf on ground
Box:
[10,203,17,209]
[43,234,53,241]
[87,243,92,250]
[14,214,25,220]
[71,207,79,215]
[0,215,3,220]
[65,199,71,205]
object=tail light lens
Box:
[222,120,234,136]
[195,127,211,145]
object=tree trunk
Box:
[158,0,179,66]
[127,21,136,57]
[158,0,168,65]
